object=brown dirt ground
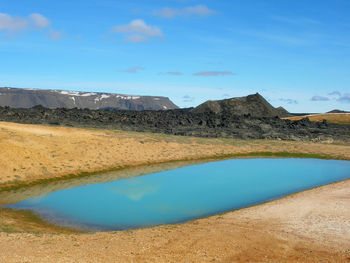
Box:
[0,121,350,262]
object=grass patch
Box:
[0,208,82,234]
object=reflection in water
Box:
[0,159,207,206]
[109,179,160,201]
[3,158,350,231]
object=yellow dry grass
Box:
[283,113,350,124]
[1,121,349,187]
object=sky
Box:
[1,0,350,112]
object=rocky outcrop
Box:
[276,106,290,117]
[327,109,350,113]
[0,87,178,110]
[191,93,291,117]
[0,106,349,142]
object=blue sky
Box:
[1,0,349,112]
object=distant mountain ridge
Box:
[0,87,178,110]
[192,93,291,117]
[327,109,350,113]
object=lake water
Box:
[5,158,350,231]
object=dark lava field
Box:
[0,105,349,142]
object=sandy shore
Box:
[1,179,349,262]
[0,121,350,262]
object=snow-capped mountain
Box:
[0,87,178,110]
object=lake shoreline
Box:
[2,151,348,193]
[1,121,350,262]
[1,121,350,192]
[1,175,349,262]
[3,176,350,234]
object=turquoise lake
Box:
[6,158,350,231]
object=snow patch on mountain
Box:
[0,87,179,110]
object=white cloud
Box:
[0,13,50,32]
[154,5,216,18]
[0,13,28,31]
[184,5,216,16]
[113,19,162,36]
[29,13,50,29]
[0,12,61,40]
[112,19,162,42]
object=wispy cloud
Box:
[338,93,350,103]
[159,71,183,76]
[168,71,183,76]
[246,31,311,46]
[326,91,350,103]
[271,16,320,25]
[48,29,64,41]
[0,12,50,32]
[124,34,149,43]
[121,66,145,73]
[176,0,199,2]
[112,19,163,43]
[154,5,216,18]
[242,15,323,46]
[328,91,341,97]
[193,71,234,77]
[182,95,195,102]
[279,98,298,104]
[311,95,330,101]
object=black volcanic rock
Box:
[276,106,291,117]
[191,93,290,117]
[0,91,348,142]
[327,109,350,113]
[0,87,178,110]
[0,106,349,142]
